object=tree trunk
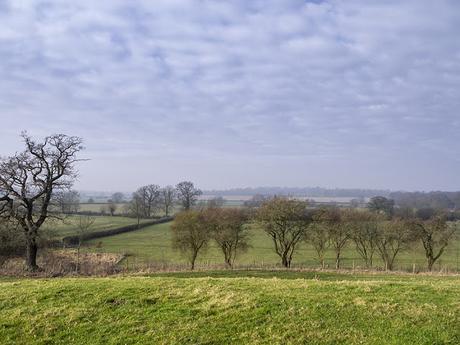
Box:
[225,256,232,269]
[25,238,39,271]
[281,255,290,268]
[320,258,325,270]
[190,251,198,270]
[335,252,340,270]
[427,257,434,271]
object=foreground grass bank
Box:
[1,271,459,344]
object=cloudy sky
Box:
[0,0,459,192]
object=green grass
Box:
[0,271,459,344]
[85,221,460,271]
[44,215,150,239]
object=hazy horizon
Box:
[1,0,459,192]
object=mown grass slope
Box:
[1,271,459,344]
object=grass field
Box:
[0,271,459,344]
[43,215,150,239]
[85,221,460,271]
[78,203,127,214]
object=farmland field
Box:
[84,221,460,272]
[0,271,459,344]
[43,215,150,239]
[78,203,127,214]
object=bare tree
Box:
[307,208,332,269]
[348,209,381,268]
[127,192,143,227]
[171,210,210,270]
[54,190,80,214]
[203,207,250,268]
[368,196,394,218]
[160,186,176,216]
[136,184,160,217]
[111,192,125,203]
[320,207,348,269]
[255,197,311,268]
[413,209,456,271]
[374,218,414,271]
[0,133,84,271]
[176,181,202,210]
[75,215,96,273]
[107,200,117,216]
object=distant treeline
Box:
[205,187,391,198]
[390,191,460,210]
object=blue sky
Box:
[0,0,459,192]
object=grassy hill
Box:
[84,221,460,271]
[0,271,459,344]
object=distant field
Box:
[78,203,127,214]
[43,215,150,239]
[0,271,459,344]
[85,221,460,271]
[199,195,367,202]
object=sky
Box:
[0,0,459,192]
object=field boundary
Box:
[62,217,173,246]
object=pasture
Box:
[0,271,459,344]
[84,220,460,272]
[43,215,150,239]
[78,203,127,214]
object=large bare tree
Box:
[136,184,161,217]
[0,133,83,271]
[176,181,202,210]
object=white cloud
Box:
[0,0,459,190]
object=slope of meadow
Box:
[0,271,459,344]
[85,221,460,271]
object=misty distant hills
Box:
[203,187,391,198]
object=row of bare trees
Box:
[172,207,249,269]
[172,197,457,271]
[126,181,202,225]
